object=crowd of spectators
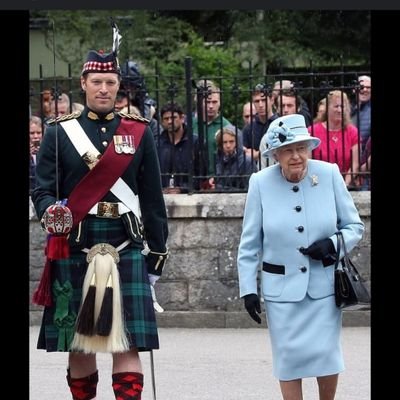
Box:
[30,74,371,194]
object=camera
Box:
[32,139,41,150]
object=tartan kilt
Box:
[37,216,159,353]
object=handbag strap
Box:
[335,231,353,271]
[334,231,342,271]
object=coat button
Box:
[300,266,307,273]
[292,185,299,192]
[295,206,302,212]
[297,226,304,232]
[102,140,108,147]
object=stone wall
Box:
[29,192,371,327]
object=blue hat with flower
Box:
[262,114,320,157]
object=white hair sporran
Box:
[70,241,130,353]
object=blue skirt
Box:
[264,294,344,381]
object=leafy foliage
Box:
[30,10,369,122]
[231,10,370,73]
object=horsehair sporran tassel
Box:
[75,257,97,336]
[95,273,113,336]
[107,251,129,352]
[71,244,129,353]
[75,270,96,335]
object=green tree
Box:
[230,10,370,73]
[30,10,246,120]
[30,10,369,121]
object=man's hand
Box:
[148,273,163,312]
[148,273,160,286]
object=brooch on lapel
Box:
[310,174,319,186]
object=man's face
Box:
[277,95,297,116]
[114,95,129,112]
[358,77,371,103]
[81,73,120,113]
[203,92,221,122]
[252,93,269,117]
[161,111,184,133]
[242,103,256,125]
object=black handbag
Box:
[334,231,371,309]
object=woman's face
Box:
[327,95,348,125]
[317,103,326,120]
[275,141,310,182]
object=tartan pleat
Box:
[37,216,159,352]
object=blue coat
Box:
[237,159,364,302]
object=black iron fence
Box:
[29,58,371,194]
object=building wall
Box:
[29,192,371,327]
[30,30,70,79]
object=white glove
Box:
[148,275,164,313]
[148,273,160,286]
[151,286,164,313]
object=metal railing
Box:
[29,58,371,194]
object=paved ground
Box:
[30,326,370,400]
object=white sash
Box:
[61,119,141,219]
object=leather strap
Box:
[64,118,145,228]
[334,231,343,270]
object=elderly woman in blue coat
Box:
[237,114,364,400]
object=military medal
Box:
[114,135,135,154]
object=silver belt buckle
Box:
[96,202,119,218]
[86,243,120,263]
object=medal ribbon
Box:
[67,118,145,227]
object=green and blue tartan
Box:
[37,216,159,352]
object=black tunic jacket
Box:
[32,107,168,274]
